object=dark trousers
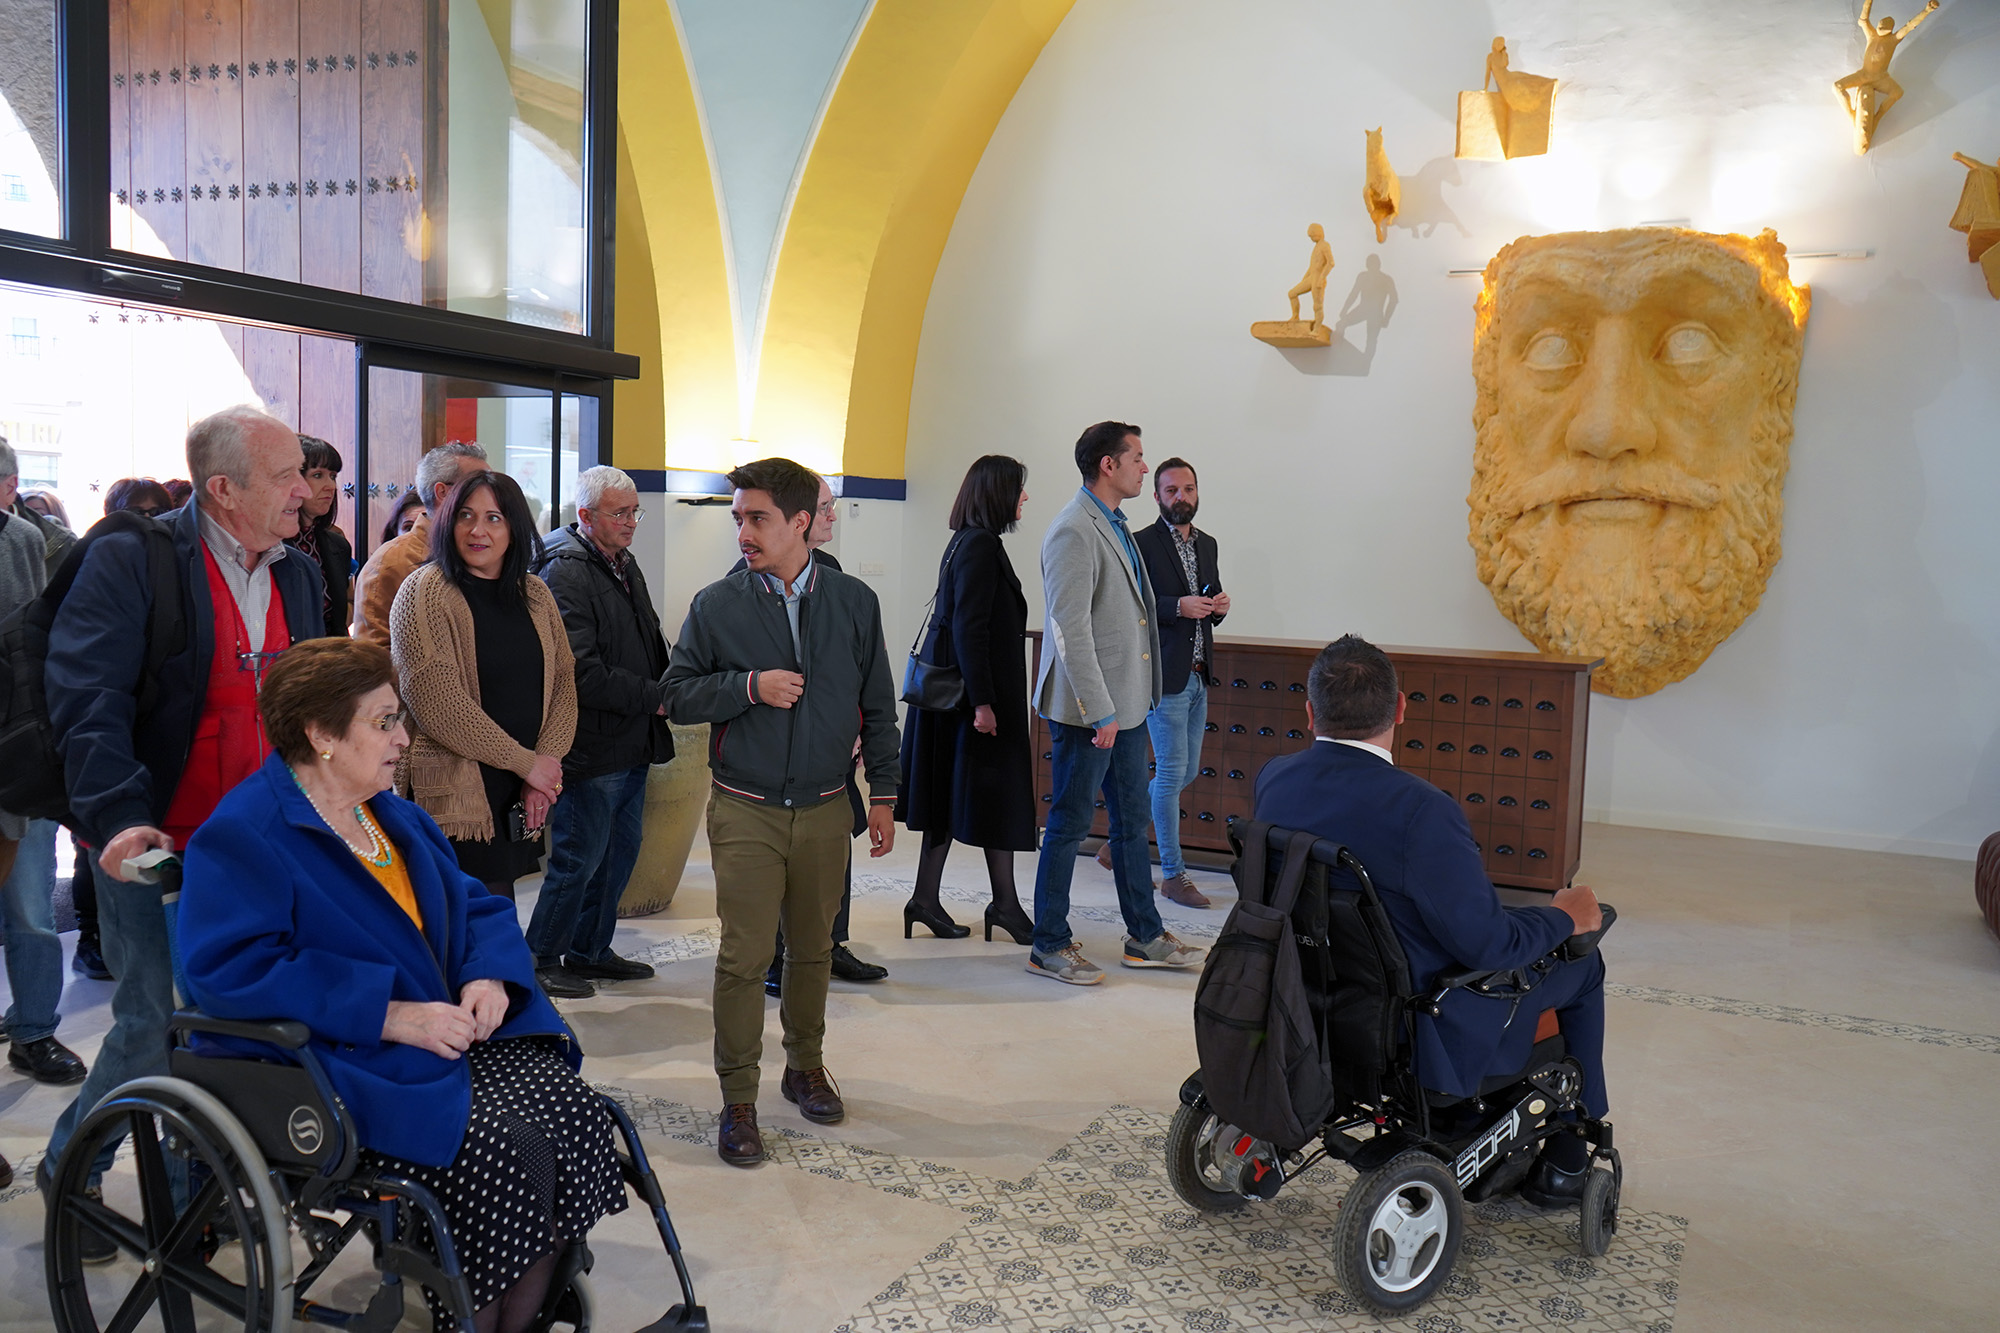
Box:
[1031,721,1165,957]
[70,836,99,946]
[1494,951,1609,1119]
[524,764,649,967]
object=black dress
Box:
[896,526,1036,850]
[449,575,548,881]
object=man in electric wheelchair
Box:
[1165,634,1616,1315]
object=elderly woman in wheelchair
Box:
[43,637,705,1332]
[1166,825,1621,1317]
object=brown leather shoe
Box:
[717,1102,764,1167]
[1095,843,1114,871]
[1160,873,1212,908]
[780,1066,846,1124]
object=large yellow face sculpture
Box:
[1469,228,1811,698]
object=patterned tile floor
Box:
[606,1091,1685,1333]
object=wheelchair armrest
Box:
[169,1009,313,1051]
[1557,902,1616,960]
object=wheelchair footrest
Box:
[633,1304,709,1332]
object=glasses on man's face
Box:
[366,709,409,734]
[598,505,645,524]
[818,502,837,517]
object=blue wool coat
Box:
[179,752,575,1166]
[1254,740,1578,1101]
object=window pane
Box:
[0,283,354,537]
[0,0,62,239]
[107,0,589,334]
[364,366,554,555]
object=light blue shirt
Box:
[753,555,815,662]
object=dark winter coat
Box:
[533,524,674,778]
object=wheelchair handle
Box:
[169,1009,313,1051]
[1559,902,1617,961]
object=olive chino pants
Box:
[708,789,852,1103]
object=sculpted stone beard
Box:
[1467,228,1809,698]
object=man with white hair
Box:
[525,465,673,996]
[39,405,322,1244]
[349,440,489,647]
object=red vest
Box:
[161,547,292,848]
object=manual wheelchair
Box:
[1165,824,1621,1316]
[42,857,708,1332]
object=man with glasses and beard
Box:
[1128,458,1230,908]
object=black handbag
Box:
[901,532,968,712]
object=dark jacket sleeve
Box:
[855,586,903,801]
[47,534,159,844]
[1136,524,1185,627]
[1399,793,1571,975]
[662,588,759,724]
[181,811,400,1047]
[1200,531,1226,627]
[947,530,1003,710]
[543,554,664,720]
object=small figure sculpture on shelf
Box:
[1834,0,1940,154]
[1363,128,1401,243]
[1457,38,1556,161]
[1251,223,1335,347]
[1949,150,2000,298]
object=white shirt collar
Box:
[1316,736,1394,764]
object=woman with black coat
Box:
[897,455,1038,943]
[289,434,354,637]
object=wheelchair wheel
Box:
[1164,1103,1259,1214]
[1578,1165,1620,1257]
[47,1076,291,1333]
[1331,1150,1463,1315]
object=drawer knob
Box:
[1258,726,1275,736]
[1536,700,1557,712]
[1198,811,1215,822]
[1437,787,1455,799]
[1204,722,1218,733]
[1229,723,1246,734]
[1534,750,1553,762]
[1042,751,1053,761]
[1093,799,1106,809]
[1503,698,1524,709]
[1500,747,1520,758]
[1041,794,1052,803]
[1232,678,1249,689]
[1439,693,1459,704]
[1200,766,1217,778]
[1436,742,1456,753]
[1209,676,1222,687]
[1530,798,1551,810]
[1260,680,1278,691]
[1469,744,1489,755]
[1497,795,1517,807]
[1408,691,1428,702]
[1466,792,1486,803]
[1470,695,1491,707]
[1227,769,1245,780]
[1287,729,1305,739]
[1180,807,1189,820]
[1526,847,1548,859]
[1495,844,1516,856]
[1288,682,1305,693]
[1404,739,1425,751]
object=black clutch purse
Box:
[901,531,968,712]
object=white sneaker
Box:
[1122,930,1203,969]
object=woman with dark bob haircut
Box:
[177,637,623,1330]
[388,470,576,903]
[894,454,1039,943]
[287,434,354,636]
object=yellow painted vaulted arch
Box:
[612,0,1077,481]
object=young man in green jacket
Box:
[664,457,901,1167]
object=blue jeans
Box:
[1145,674,1208,879]
[1,818,63,1045]
[1031,722,1166,957]
[525,764,650,966]
[47,860,180,1179]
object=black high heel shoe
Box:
[984,904,1035,946]
[904,899,970,939]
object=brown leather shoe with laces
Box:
[717,1102,764,1166]
[780,1066,846,1124]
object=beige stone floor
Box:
[1,823,1996,1330]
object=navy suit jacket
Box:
[1254,739,1572,1099]
[180,753,573,1166]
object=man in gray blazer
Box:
[1028,422,1204,985]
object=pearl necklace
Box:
[290,767,393,868]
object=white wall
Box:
[902,0,2000,859]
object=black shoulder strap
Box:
[1234,820,1273,906]
[1267,829,1320,916]
[906,529,970,656]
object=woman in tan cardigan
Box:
[389,470,576,905]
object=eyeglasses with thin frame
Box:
[596,505,645,524]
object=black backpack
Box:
[1191,824,1339,1152]
[0,511,186,824]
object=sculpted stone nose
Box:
[1564,318,1658,461]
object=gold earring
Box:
[320,750,333,761]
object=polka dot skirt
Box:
[363,1037,627,1318]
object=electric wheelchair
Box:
[43,857,708,1332]
[1165,823,1621,1316]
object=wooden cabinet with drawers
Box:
[1027,634,1598,892]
